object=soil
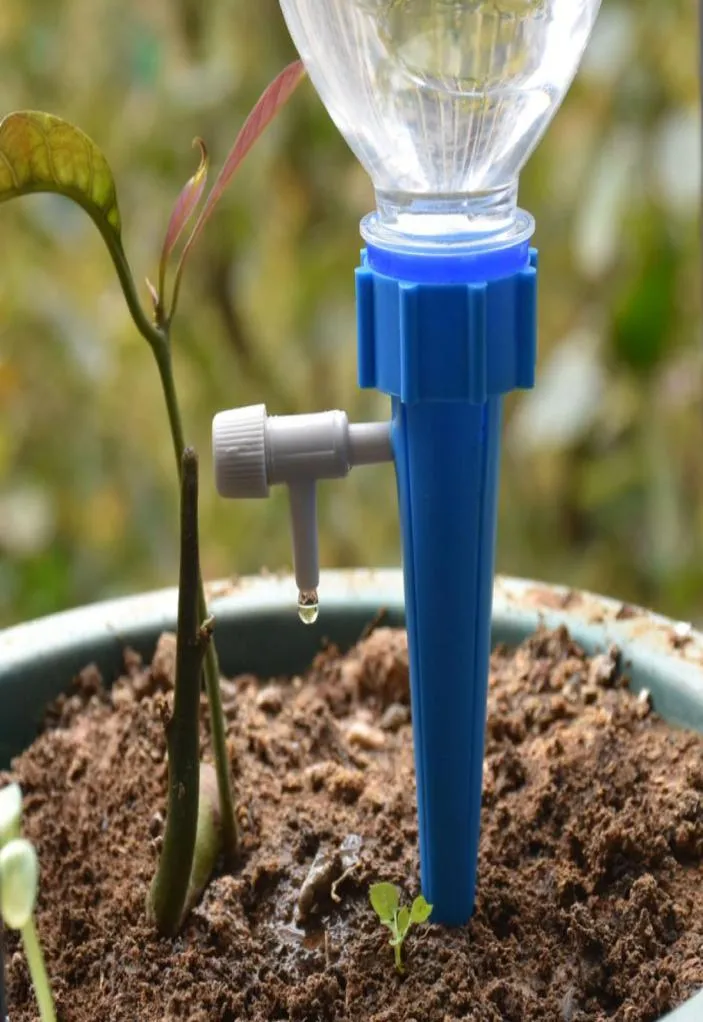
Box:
[2,625,703,1022]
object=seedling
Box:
[0,784,55,1022]
[369,882,433,974]
[0,60,305,933]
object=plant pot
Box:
[0,569,701,1021]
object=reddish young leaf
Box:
[192,61,304,247]
[167,60,305,321]
[145,277,160,313]
[158,137,209,303]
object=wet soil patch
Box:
[3,626,702,1021]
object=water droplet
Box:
[297,590,319,625]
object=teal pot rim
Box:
[2,569,702,743]
[0,570,701,1021]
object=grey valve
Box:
[212,404,393,620]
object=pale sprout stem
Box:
[20,919,55,1022]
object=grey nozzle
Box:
[212,404,392,595]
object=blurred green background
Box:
[0,0,701,628]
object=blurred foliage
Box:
[0,0,700,628]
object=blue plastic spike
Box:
[356,242,538,926]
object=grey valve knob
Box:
[213,404,393,613]
[213,403,269,499]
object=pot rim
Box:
[1,569,701,689]
[1,568,702,738]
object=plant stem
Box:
[51,189,240,870]
[394,939,404,974]
[152,343,240,868]
[20,919,55,1022]
[0,917,7,1022]
[112,237,238,868]
[149,449,210,936]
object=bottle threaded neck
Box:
[361,182,534,256]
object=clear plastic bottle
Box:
[279,0,601,245]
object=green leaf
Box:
[397,905,410,935]
[369,882,400,922]
[410,895,433,925]
[0,111,121,237]
[0,112,156,351]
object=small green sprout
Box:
[369,882,433,974]
[0,784,56,1022]
[0,839,38,930]
[0,783,21,847]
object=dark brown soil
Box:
[2,625,703,1022]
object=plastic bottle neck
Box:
[360,184,535,284]
[361,182,533,254]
